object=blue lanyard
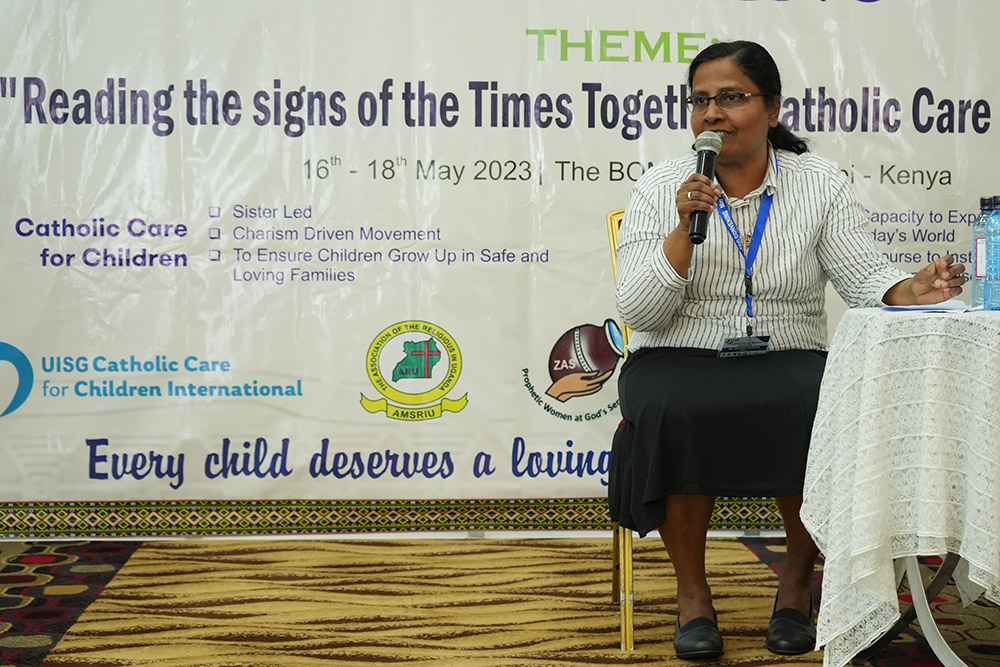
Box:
[714,157,777,333]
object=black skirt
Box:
[607,347,827,537]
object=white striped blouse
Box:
[616,147,910,352]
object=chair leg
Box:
[612,521,621,603]
[614,522,635,650]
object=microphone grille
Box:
[694,130,723,154]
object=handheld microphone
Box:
[688,130,723,245]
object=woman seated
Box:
[608,39,965,660]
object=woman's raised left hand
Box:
[909,255,967,304]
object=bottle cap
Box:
[983,196,994,209]
[994,195,1000,208]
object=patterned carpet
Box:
[0,542,142,666]
[0,538,996,666]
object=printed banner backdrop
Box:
[0,0,994,538]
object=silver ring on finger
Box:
[687,191,692,200]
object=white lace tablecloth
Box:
[801,308,1000,667]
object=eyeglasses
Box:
[685,91,767,113]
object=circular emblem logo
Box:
[0,342,34,417]
[362,321,466,421]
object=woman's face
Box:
[690,57,779,169]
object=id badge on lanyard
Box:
[716,157,777,358]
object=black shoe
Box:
[674,611,724,660]
[765,591,816,656]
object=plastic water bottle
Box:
[971,196,991,309]
[985,196,1000,310]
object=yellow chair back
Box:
[605,209,631,350]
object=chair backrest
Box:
[606,209,631,350]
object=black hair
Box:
[688,40,809,155]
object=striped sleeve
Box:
[815,169,910,307]
[615,159,691,332]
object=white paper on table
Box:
[881,299,969,313]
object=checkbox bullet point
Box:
[209,250,221,261]
[209,206,221,218]
[209,228,221,240]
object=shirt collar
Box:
[763,143,779,194]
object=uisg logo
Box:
[0,342,33,417]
